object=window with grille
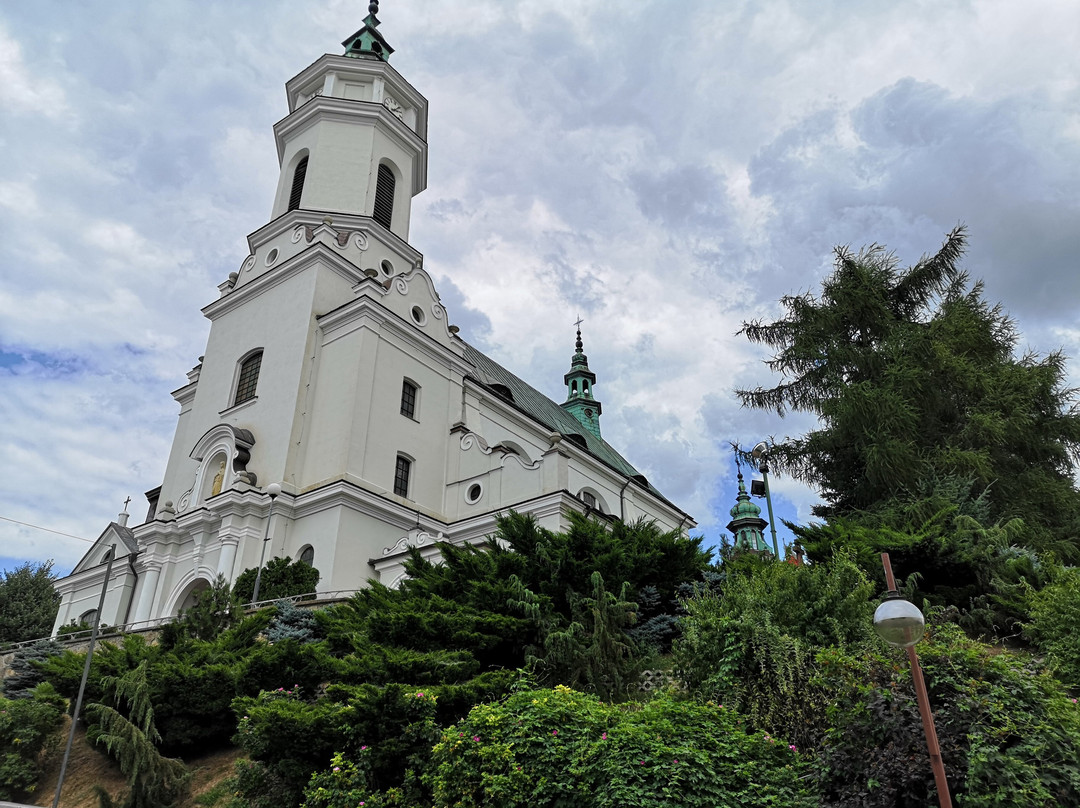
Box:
[288,156,308,211]
[581,491,597,510]
[298,545,314,566]
[373,163,395,228]
[234,351,263,406]
[400,379,417,418]
[394,455,411,497]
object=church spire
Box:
[342,1,395,62]
[726,473,770,553]
[560,319,603,439]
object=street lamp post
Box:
[53,546,115,808]
[750,442,781,558]
[251,483,282,604]
[873,552,953,808]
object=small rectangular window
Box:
[582,491,597,509]
[234,352,263,406]
[400,380,417,419]
[394,455,411,498]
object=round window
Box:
[265,247,279,266]
[466,483,482,503]
[381,259,394,276]
[411,306,427,325]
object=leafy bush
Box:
[1025,565,1080,688]
[817,622,1080,807]
[233,557,320,604]
[424,686,815,808]
[0,683,66,801]
[675,550,875,750]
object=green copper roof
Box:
[342,2,394,61]
[561,326,602,439]
[462,341,675,507]
[726,473,769,552]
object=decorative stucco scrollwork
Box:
[242,255,257,273]
[353,232,369,250]
[430,303,445,321]
[291,226,305,244]
[382,528,445,556]
[459,432,492,454]
[177,489,192,513]
[394,277,409,295]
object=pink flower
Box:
[673,759,679,764]
[473,736,480,742]
[789,745,797,752]
[332,766,340,772]
[552,729,558,736]
[601,733,607,740]
[360,745,368,751]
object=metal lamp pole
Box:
[874,552,953,808]
[751,442,781,558]
[250,482,281,604]
[53,546,115,808]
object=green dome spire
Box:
[726,473,770,553]
[342,1,395,62]
[560,319,603,439]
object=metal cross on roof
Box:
[574,315,584,329]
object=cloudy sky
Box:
[2,0,1079,575]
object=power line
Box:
[0,515,96,545]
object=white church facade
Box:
[52,8,694,633]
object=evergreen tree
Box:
[737,227,1080,552]
[0,561,61,644]
[86,661,190,808]
[233,556,320,603]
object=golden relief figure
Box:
[211,459,226,496]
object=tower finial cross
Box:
[122,496,131,511]
[574,315,583,330]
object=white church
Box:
[52,6,695,633]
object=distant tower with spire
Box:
[561,320,603,439]
[727,473,770,552]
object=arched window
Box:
[393,454,411,498]
[298,545,315,566]
[288,156,308,211]
[234,351,263,406]
[79,609,99,627]
[373,163,395,229]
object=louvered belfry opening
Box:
[373,163,395,228]
[288,156,308,211]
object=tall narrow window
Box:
[393,455,411,497]
[400,379,417,419]
[373,163,395,228]
[234,351,263,406]
[298,545,315,566]
[288,156,308,211]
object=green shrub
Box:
[1025,565,1080,688]
[233,557,320,604]
[675,550,874,751]
[816,622,1080,807]
[424,686,815,808]
[3,638,61,699]
[0,683,66,801]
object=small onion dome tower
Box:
[342,1,395,62]
[727,473,770,552]
[560,324,603,439]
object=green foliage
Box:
[176,574,242,641]
[816,622,1080,807]
[424,686,816,808]
[233,556,320,603]
[794,513,1053,636]
[267,599,321,644]
[1025,565,1080,688]
[0,561,61,644]
[3,638,61,699]
[532,571,644,700]
[0,683,66,801]
[738,227,1080,552]
[85,661,190,808]
[676,551,874,751]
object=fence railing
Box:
[2,589,363,655]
